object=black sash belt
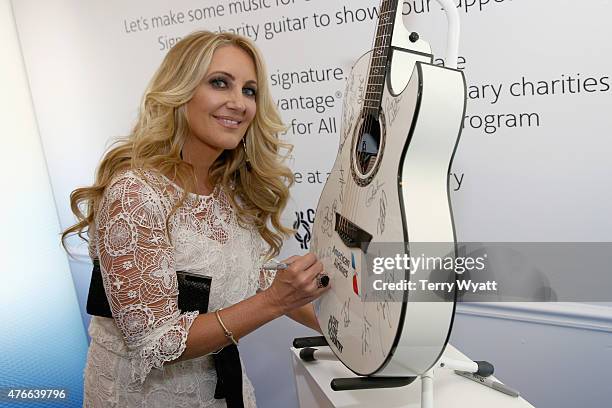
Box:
[87,260,244,407]
[213,344,244,407]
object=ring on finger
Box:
[316,273,329,288]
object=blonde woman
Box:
[62,31,329,407]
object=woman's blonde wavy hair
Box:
[62,30,294,258]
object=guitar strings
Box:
[330,1,402,365]
[337,0,393,309]
[343,0,383,247]
[346,0,373,234]
[349,0,382,222]
[347,0,395,229]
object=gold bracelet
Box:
[215,308,238,346]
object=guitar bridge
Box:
[334,213,373,253]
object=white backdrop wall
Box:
[10,0,612,407]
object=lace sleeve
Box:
[258,268,276,292]
[96,171,198,384]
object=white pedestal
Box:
[291,344,535,408]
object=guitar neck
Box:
[364,0,400,115]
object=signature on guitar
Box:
[377,269,396,329]
[377,190,388,235]
[384,94,403,127]
[361,316,372,355]
[356,75,366,106]
[341,298,351,328]
[321,199,338,238]
[338,167,346,204]
[365,179,384,207]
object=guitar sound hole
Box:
[355,114,381,175]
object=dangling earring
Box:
[242,137,252,171]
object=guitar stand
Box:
[293,336,494,408]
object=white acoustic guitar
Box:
[311,0,467,380]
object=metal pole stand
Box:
[420,357,494,408]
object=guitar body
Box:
[311,35,467,376]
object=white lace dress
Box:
[83,169,274,407]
